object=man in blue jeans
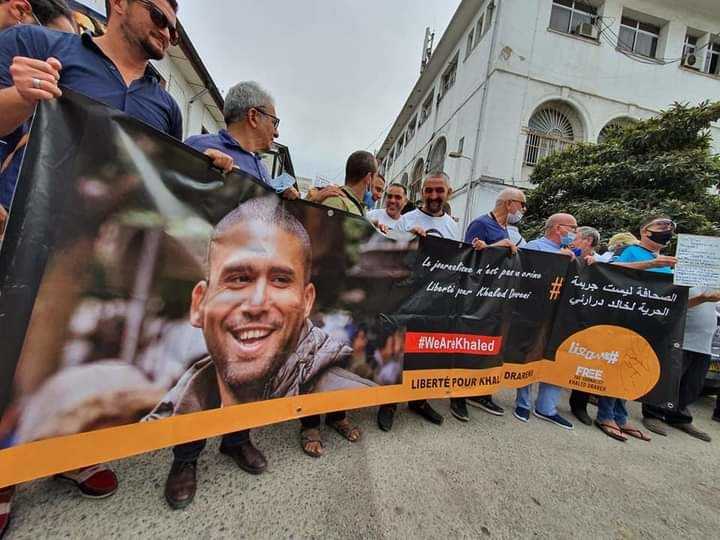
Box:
[513,213,577,430]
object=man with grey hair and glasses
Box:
[185,80,299,199]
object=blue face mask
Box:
[363,189,375,209]
[561,232,576,247]
[571,247,583,257]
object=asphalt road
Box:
[6,390,720,539]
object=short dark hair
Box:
[209,197,312,284]
[345,150,377,186]
[107,0,178,19]
[29,0,73,25]
[387,182,407,195]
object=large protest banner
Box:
[0,92,688,486]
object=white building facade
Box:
[377,0,720,230]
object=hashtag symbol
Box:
[549,277,564,300]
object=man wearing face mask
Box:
[513,213,578,430]
[448,188,527,421]
[614,215,720,442]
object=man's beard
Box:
[139,37,165,61]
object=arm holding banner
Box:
[688,290,720,308]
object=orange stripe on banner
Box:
[0,360,559,487]
[405,332,502,355]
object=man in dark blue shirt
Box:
[0,0,236,214]
[449,188,526,423]
[184,81,299,199]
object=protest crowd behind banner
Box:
[0,0,718,536]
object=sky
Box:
[179,0,460,181]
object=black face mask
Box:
[648,230,673,246]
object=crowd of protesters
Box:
[0,0,719,535]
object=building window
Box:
[475,13,485,45]
[428,137,447,173]
[483,2,493,36]
[465,27,475,60]
[682,34,698,67]
[549,0,596,36]
[618,16,660,58]
[410,159,425,203]
[419,91,434,126]
[397,133,405,155]
[407,115,417,141]
[457,137,465,155]
[438,53,458,103]
[387,147,395,168]
[705,41,720,75]
[524,106,577,166]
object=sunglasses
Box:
[136,0,179,46]
[255,107,281,129]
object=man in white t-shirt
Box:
[367,182,407,231]
[377,171,460,431]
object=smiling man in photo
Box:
[147,196,374,508]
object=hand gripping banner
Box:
[0,92,688,486]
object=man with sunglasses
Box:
[614,215,720,442]
[0,0,243,216]
[513,213,578,430]
[449,188,527,422]
[184,81,299,199]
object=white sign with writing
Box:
[674,234,720,288]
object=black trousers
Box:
[642,350,711,425]
[173,429,251,463]
[301,411,347,429]
[570,390,590,410]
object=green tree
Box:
[523,101,720,246]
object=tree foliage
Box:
[523,102,720,245]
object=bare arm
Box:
[688,291,720,309]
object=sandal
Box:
[594,420,627,442]
[300,427,324,458]
[620,425,651,442]
[327,417,362,443]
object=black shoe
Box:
[219,440,268,475]
[408,400,444,425]
[164,461,197,510]
[571,407,593,426]
[450,399,469,422]
[467,396,504,416]
[377,404,396,432]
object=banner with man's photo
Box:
[0,92,688,487]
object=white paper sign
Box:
[674,234,720,288]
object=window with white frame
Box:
[407,115,417,141]
[465,27,475,60]
[387,147,394,168]
[524,105,579,166]
[482,2,493,37]
[438,53,458,103]
[549,0,597,36]
[682,34,698,67]
[457,137,465,155]
[705,40,720,75]
[618,16,660,58]
[419,90,434,126]
[397,133,405,155]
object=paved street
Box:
[7,390,720,539]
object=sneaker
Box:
[0,486,14,539]
[408,400,444,425]
[513,406,530,423]
[54,464,118,499]
[450,399,469,422]
[467,396,504,416]
[533,410,574,430]
[673,422,712,442]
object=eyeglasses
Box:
[510,199,527,209]
[135,0,179,46]
[646,219,676,231]
[255,107,281,129]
